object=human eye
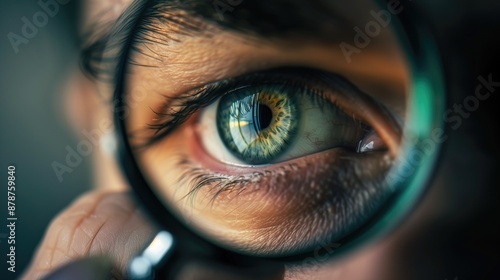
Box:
[195,68,396,167]
[102,0,415,258]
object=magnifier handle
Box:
[127,231,175,279]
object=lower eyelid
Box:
[172,135,394,254]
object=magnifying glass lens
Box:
[112,0,442,259]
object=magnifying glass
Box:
[103,0,445,278]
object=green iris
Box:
[217,85,299,165]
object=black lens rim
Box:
[112,0,446,267]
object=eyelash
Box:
[173,153,300,205]
[145,67,368,148]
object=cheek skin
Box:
[135,113,394,255]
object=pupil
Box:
[258,104,273,130]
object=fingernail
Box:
[42,256,113,280]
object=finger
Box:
[22,191,157,280]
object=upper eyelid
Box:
[143,67,387,145]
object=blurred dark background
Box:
[0,1,88,279]
[0,0,499,279]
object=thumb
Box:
[22,191,156,279]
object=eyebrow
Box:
[153,0,352,39]
[81,0,356,80]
